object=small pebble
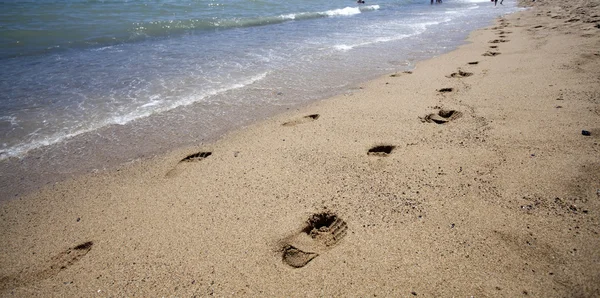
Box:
[582,130,591,136]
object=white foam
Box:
[333,33,413,52]
[0,115,18,127]
[280,14,296,20]
[323,7,362,17]
[361,5,380,11]
[140,100,162,108]
[333,44,354,51]
[0,72,269,160]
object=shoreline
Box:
[0,2,519,201]
[2,0,600,296]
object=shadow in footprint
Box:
[490,46,498,49]
[467,61,479,65]
[368,145,396,156]
[448,70,473,78]
[282,114,320,127]
[0,241,94,293]
[422,109,463,124]
[281,212,348,268]
[438,87,454,93]
[390,71,413,77]
[489,39,509,43]
[166,151,212,177]
[483,51,501,57]
[181,152,212,162]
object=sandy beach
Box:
[1,0,600,296]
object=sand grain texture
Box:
[1,0,600,296]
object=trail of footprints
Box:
[483,18,512,57]
[168,17,492,269]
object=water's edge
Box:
[0,12,515,201]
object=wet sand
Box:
[1,0,600,296]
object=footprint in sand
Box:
[0,241,94,293]
[490,46,498,49]
[390,71,413,77]
[489,39,509,44]
[467,61,479,65]
[437,87,454,93]
[166,151,212,178]
[282,114,320,127]
[422,109,462,124]
[280,212,348,268]
[483,51,501,57]
[367,145,396,156]
[447,70,473,78]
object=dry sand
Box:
[1,0,600,296]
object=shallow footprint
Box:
[447,70,473,78]
[281,212,348,268]
[483,51,501,57]
[281,246,319,268]
[0,241,94,293]
[166,151,212,178]
[282,114,320,127]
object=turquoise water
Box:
[0,0,519,160]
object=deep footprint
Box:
[281,212,348,268]
[423,109,462,124]
[438,87,454,93]
[282,114,320,127]
[368,145,396,156]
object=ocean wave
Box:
[0,72,268,160]
[134,5,380,34]
[1,5,380,59]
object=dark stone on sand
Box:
[582,130,591,136]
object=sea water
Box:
[0,0,520,196]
